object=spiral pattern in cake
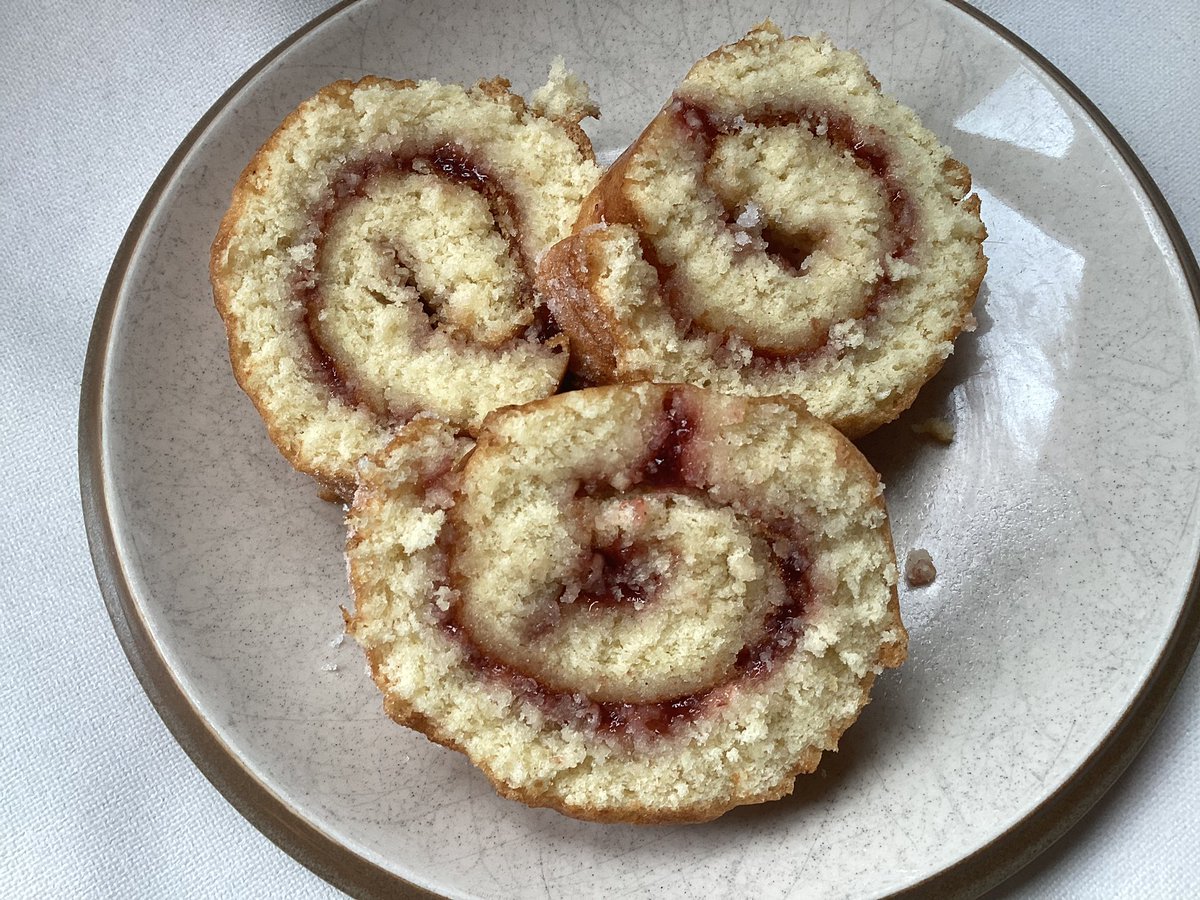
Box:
[347,383,905,822]
[211,73,600,499]
[537,24,987,437]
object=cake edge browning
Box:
[357,637,888,824]
[211,79,390,502]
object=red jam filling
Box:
[641,392,696,486]
[627,101,919,365]
[292,143,558,416]
[436,388,815,739]
[574,538,657,609]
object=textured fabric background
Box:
[1,1,1196,896]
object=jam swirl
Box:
[608,100,919,366]
[431,388,815,740]
[293,143,559,418]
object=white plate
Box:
[81,0,1200,896]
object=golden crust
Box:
[353,594,894,824]
[352,597,896,824]
[536,232,622,384]
[210,79,396,502]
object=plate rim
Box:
[77,1,1200,897]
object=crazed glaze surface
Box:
[93,0,1200,896]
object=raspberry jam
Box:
[616,101,919,365]
[292,143,557,415]
[437,388,815,739]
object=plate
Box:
[80,0,1200,896]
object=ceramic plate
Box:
[81,0,1200,896]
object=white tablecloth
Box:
[2,1,1197,896]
